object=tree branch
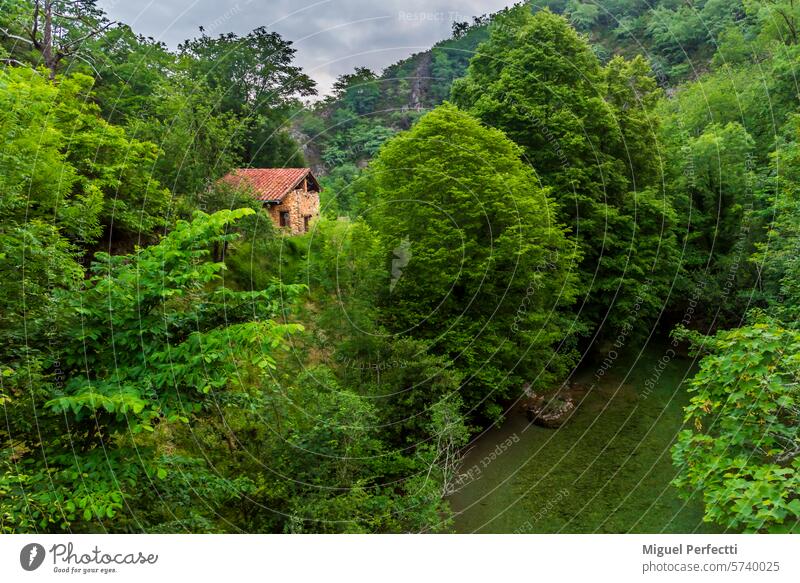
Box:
[776,8,799,45]
[58,20,117,53]
[53,12,90,21]
[1,58,28,67]
[72,53,101,77]
[775,448,800,465]
[0,26,34,46]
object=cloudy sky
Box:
[98,0,514,96]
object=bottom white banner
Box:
[1,534,798,582]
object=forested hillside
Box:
[1,0,799,534]
[297,0,766,181]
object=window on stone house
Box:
[303,215,310,232]
[279,211,290,227]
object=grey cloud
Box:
[98,0,513,95]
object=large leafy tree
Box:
[179,27,316,167]
[0,0,116,78]
[671,122,759,322]
[0,65,171,533]
[124,76,245,209]
[452,7,677,343]
[329,67,381,116]
[0,66,169,246]
[77,25,248,207]
[85,25,178,123]
[654,50,800,325]
[366,103,580,419]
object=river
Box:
[448,344,723,533]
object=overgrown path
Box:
[448,344,722,533]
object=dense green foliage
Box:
[2,0,800,533]
[0,67,169,244]
[673,321,800,532]
[452,7,678,341]
[177,27,315,168]
[2,209,301,531]
[366,104,579,419]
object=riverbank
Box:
[448,344,723,533]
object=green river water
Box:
[448,344,723,533]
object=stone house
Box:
[221,168,321,235]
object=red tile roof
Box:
[220,168,319,202]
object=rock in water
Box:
[521,383,578,428]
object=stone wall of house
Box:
[266,188,320,235]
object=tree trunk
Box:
[41,1,57,79]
